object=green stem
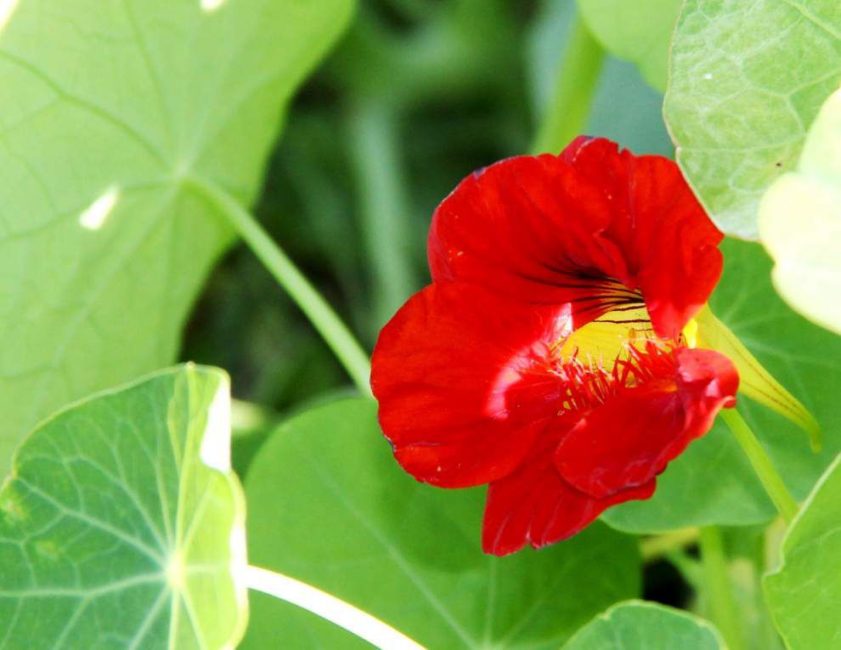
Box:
[721,408,798,523]
[186,176,372,396]
[699,527,745,650]
[347,99,417,330]
[640,527,699,563]
[531,12,605,155]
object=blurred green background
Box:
[182,0,671,416]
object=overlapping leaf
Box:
[765,453,841,649]
[562,601,724,650]
[0,0,354,473]
[666,0,841,238]
[0,365,246,648]
[761,87,841,335]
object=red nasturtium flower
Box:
[371,137,815,556]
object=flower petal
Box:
[554,347,738,499]
[371,282,573,488]
[482,428,655,556]
[428,138,723,337]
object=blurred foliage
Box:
[181,0,671,417]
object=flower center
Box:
[543,339,679,417]
[557,303,656,369]
[491,288,699,421]
[543,297,697,414]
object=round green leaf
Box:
[576,0,681,91]
[0,365,247,648]
[0,0,354,474]
[765,453,841,649]
[761,87,841,335]
[243,398,641,649]
[665,0,841,238]
[604,238,841,532]
[562,601,725,650]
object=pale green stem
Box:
[531,12,605,155]
[699,527,746,650]
[721,409,798,523]
[245,565,425,649]
[186,176,372,396]
[347,99,417,329]
[640,527,699,562]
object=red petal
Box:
[559,135,597,162]
[428,152,625,307]
[621,155,723,337]
[428,138,723,337]
[371,283,573,488]
[482,428,655,556]
[554,348,738,499]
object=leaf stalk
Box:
[245,565,424,649]
[186,175,372,396]
[721,408,798,523]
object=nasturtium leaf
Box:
[665,0,841,238]
[0,365,246,648]
[562,601,725,650]
[765,453,841,649]
[0,0,354,474]
[576,0,681,92]
[604,238,841,533]
[760,87,841,335]
[243,398,641,649]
